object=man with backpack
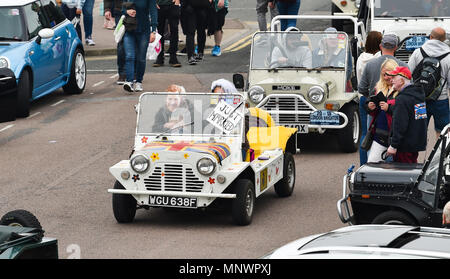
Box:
[409,27,450,138]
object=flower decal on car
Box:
[150,153,160,161]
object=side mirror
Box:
[36,28,55,45]
[233,73,245,90]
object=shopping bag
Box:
[146,32,162,60]
[114,15,126,43]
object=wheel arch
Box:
[351,200,422,225]
[66,42,84,75]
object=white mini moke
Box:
[108,92,298,225]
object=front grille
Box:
[144,164,204,192]
[353,183,407,195]
[395,35,424,64]
[260,96,313,124]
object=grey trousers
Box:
[256,0,279,31]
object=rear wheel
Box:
[16,70,31,118]
[372,210,417,226]
[0,210,42,229]
[231,179,255,226]
[112,181,137,223]
[63,49,86,94]
[338,103,361,153]
[274,152,296,197]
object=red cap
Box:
[386,66,412,80]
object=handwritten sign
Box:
[206,100,242,134]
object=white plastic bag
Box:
[114,15,125,43]
[146,32,162,60]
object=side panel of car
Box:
[250,150,284,197]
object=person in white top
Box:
[271,28,312,68]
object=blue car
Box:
[0,0,86,118]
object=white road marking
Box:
[51,100,66,107]
[93,81,105,87]
[109,73,119,79]
[0,124,14,132]
[27,112,41,119]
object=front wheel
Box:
[231,179,255,226]
[338,103,361,153]
[274,152,296,197]
[63,49,86,94]
[112,181,137,223]
[0,209,42,229]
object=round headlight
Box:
[0,57,9,69]
[248,86,265,103]
[197,158,216,176]
[307,86,325,104]
[130,155,150,173]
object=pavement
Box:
[81,1,257,57]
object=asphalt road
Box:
[0,0,438,259]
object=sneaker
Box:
[123,82,134,93]
[169,57,182,67]
[134,82,143,92]
[194,53,204,62]
[188,56,197,65]
[212,45,221,57]
[85,37,95,46]
[116,75,126,85]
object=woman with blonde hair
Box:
[365,59,399,162]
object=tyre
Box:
[372,210,417,226]
[338,103,361,153]
[112,180,137,223]
[274,152,295,197]
[16,70,31,118]
[0,209,42,229]
[231,179,255,226]
[63,48,86,94]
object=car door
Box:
[22,1,56,97]
[39,0,68,83]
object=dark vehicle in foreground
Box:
[338,124,450,227]
[0,210,58,259]
[264,225,450,259]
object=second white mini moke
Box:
[108,92,298,225]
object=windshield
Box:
[251,31,349,70]
[0,7,25,41]
[137,93,245,136]
[373,0,450,17]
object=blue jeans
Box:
[115,14,125,76]
[359,96,368,165]
[82,0,95,38]
[426,98,450,132]
[123,31,150,83]
[276,0,300,31]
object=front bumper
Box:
[337,167,355,225]
[256,94,348,133]
[107,189,236,199]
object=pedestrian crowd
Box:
[357,27,450,165]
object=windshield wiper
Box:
[155,121,194,139]
[0,37,22,41]
[309,66,343,72]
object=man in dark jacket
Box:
[386,66,427,163]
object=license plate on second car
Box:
[149,196,197,208]
[284,124,308,133]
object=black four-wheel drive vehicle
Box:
[338,124,450,227]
